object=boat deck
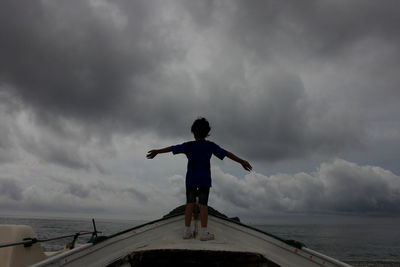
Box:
[33,212,352,267]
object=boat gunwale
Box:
[32,207,352,267]
[302,247,352,267]
[32,243,93,267]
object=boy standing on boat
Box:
[146,118,252,241]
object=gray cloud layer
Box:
[2,0,399,168]
[1,1,400,219]
[2,159,399,217]
[0,175,154,217]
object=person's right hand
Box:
[241,160,252,171]
[146,150,158,159]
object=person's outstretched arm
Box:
[226,151,252,171]
[146,147,172,159]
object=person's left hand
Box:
[241,160,252,171]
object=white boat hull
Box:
[32,212,351,267]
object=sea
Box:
[1,215,399,263]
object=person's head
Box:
[191,118,211,140]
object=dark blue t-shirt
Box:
[171,140,227,188]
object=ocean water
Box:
[1,215,399,262]
[254,222,400,261]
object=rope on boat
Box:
[0,218,101,249]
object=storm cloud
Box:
[0,177,23,201]
[1,1,400,218]
[2,0,399,163]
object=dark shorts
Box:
[186,187,210,205]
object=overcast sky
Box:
[1,0,400,221]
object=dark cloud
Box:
[0,91,20,163]
[226,1,400,60]
[1,0,399,167]
[0,119,13,162]
[66,182,91,199]
[22,137,91,170]
[196,68,365,161]
[52,178,149,203]
[0,177,23,201]
[124,187,148,203]
[230,0,400,117]
[0,0,182,125]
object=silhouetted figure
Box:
[147,118,252,241]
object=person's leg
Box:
[183,187,196,239]
[185,187,197,226]
[198,187,210,226]
[199,204,208,227]
[198,187,214,241]
[185,203,195,227]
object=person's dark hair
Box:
[191,118,211,139]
